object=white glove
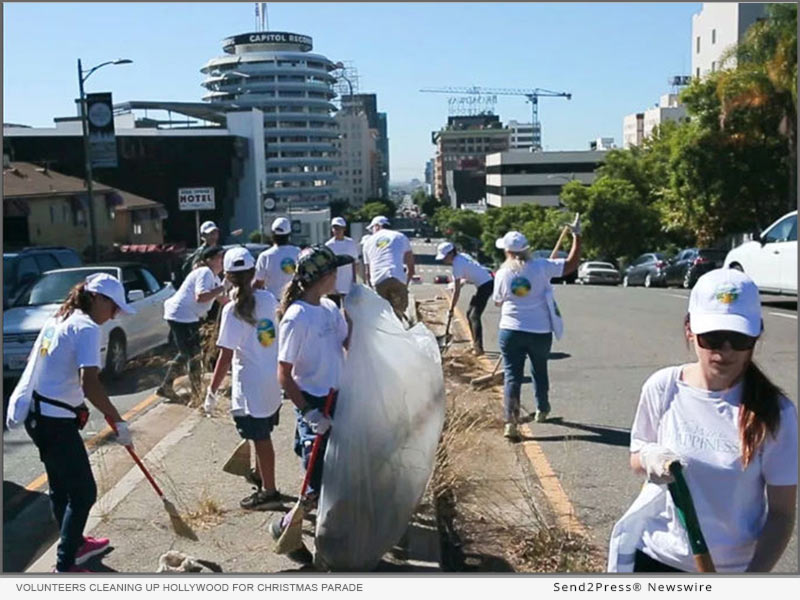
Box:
[303,408,331,435]
[639,443,683,484]
[203,388,218,416]
[115,421,133,447]
[567,213,582,237]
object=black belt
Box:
[32,391,90,429]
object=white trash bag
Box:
[315,284,446,571]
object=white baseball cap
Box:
[495,231,529,252]
[436,241,455,260]
[331,216,347,228]
[689,268,762,337]
[200,221,219,235]
[223,246,255,273]
[368,215,390,230]
[271,217,292,235]
[85,273,136,315]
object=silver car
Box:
[577,261,621,285]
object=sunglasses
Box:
[696,330,758,351]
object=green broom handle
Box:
[667,461,716,572]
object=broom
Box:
[274,389,335,555]
[106,417,198,540]
[667,461,715,572]
[222,440,252,478]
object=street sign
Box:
[263,196,276,211]
[178,187,215,211]
[87,92,117,168]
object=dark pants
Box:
[293,391,337,499]
[25,414,97,571]
[161,320,202,391]
[467,281,493,350]
[633,549,684,572]
[498,328,553,420]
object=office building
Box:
[691,3,766,79]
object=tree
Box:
[249,230,265,243]
[347,199,396,223]
[479,204,570,265]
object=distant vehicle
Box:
[531,250,578,284]
[577,261,620,285]
[434,274,449,284]
[3,264,175,384]
[3,247,82,308]
[663,248,726,289]
[724,210,797,296]
[623,253,669,288]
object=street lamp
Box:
[78,57,132,262]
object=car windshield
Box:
[13,268,117,307]
[587,262,615,269]
[3,255,18,287]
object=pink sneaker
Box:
[74,535,110,565]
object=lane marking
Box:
[445,292,588,537]
[768,311,797,320]
[666,293,689,300]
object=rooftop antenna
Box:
[255,2,268,31]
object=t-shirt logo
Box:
[256,318,276,347]
[511,276,532,297]
[40,325,56,356]
[715,283,740,305]
[280,257,296,274]
[375,237,391,249]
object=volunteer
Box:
[180,221,220,277]
[610,268,797,573]
[204,247,283,511]
[362,215,415,321]
[6,273,135,573]
[435,241,493,356]
[269,245,354,562]
[493,218,581,438]
[324,216,359,307]
[254,217,301,299]
[157,246,227,401]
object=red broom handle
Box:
[105,415,165,498]
[298,389,335,497]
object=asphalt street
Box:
[436,240,798,572]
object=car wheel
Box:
[623,275,629,288]
[105,330,127,379]
[683,272,693,289]
[644,273,652,288]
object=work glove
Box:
[639,443,683,484]
[203,388,218,416]
[567,213,582,237]
[115,421,133,447]
[303,408,331,435]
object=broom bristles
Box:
[222,440,252,478]
[163,498,199,541]
[274,502,304,554]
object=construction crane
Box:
[419,86,572,151]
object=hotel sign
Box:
[223,32,312,52]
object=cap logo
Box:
[234,259,245,267]
[714,283,740,305]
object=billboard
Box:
[86,92,117,168]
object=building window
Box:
[133,223,143,235]
[711,61,716,72]
[712,29,716,44]
[696,67,700,78]
[696,36,700,53]
[50,205,56,224]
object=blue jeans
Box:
[498,329,553,421]
[25,414,97,571]
[293,391,337,499]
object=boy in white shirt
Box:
[324,216,359,307]
[362,216,414,321]
[254,217,301,300]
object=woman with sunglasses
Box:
[6,273,136,572]
[612,268,797,572]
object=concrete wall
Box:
[226,109,265,239]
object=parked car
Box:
[663,248,727,289]
[577,261,621,285]
[623,253,669,287]
[3,264,175,384]
[724,210,797,296]
[3,246,82,308]
[434,274,450,284]
[531,250,578,284]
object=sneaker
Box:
[535,410,549,423]
[269,517,284,541]
[245,468,262,489]
[53,566,91,573]
[156,385,181,403]
[240,489,283,511]
[75,535,110,565]
[503,422,518,440]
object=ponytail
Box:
[502,249,531,273]
[56,282,93,319]
[227,269,257,326]
[277,277,305,321]
[739,362,782,468]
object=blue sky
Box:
[3,2,700,181]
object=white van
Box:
[724,210,797,296]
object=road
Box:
[419,238,798,572]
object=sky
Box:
[2,2,700,182]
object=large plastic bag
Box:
[315,284,446,571]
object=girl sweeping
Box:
[610,269,797,572]
[269,245,354,562]
[204,247,283,511]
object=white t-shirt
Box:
[631,365,798,572]
[216,290,281,419]
[452,253,492,288]
[492,258,565,333]
[278,299,347,397]
[255,245,301,299]
[164,266,220,323]
[363,229,412,286]
[325,236,359,294]
[35,311,102,417]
